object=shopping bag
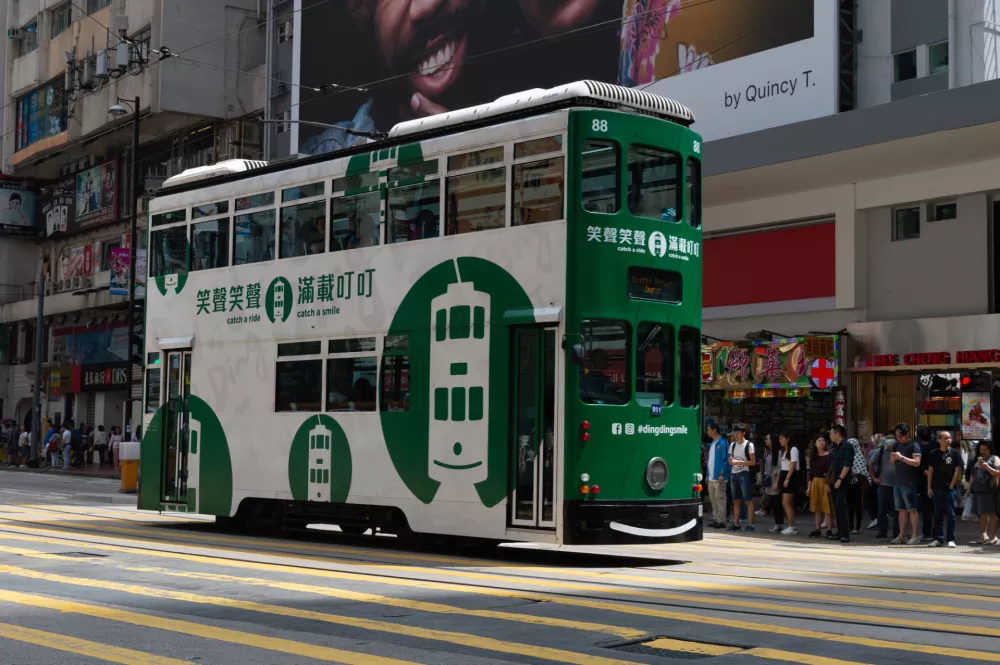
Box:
[962,494,976,521]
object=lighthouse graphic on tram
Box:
[428,274,490,502]
[307,419,333,502]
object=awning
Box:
[158,335,194,350]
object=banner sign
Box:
[702,335,839,391]
[41,177,75,237]
[961,392,991,440]
[109,247,130,296]
[75,161,118,229]
[0,178,37,237]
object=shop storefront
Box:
[702,335,843,444]
[848,315,1000,447]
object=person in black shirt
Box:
[926,430,963,548]
[916,426,935,541]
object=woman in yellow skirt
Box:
[807,435,834,538]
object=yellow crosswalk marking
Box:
[0,623,191,665]
[0,565,642,665]
[0,589,423,665]
[1,525,999,663]
[745,648,877,665]
[643,638,743,656]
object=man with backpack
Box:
[869,433,900,540]
[727,424,757,533]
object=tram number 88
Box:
[592,119,608,132]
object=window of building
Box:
[50,3,72,38]
[150,226,188,277]
[381,335,409,412]
[894,49,917,82]
[678,327,700,408]
[234,209,276,265]
[190,218,230,271]
[581,139,619,214]
[513,148,564,226]
[280,201,326,258]
[628,145,678,222]
[278,19,293,43]
[446,167,506,235]
[892,206,921,241]
[929,200,957,222]
[282,182,324,203]
[636,323,673,407]
[387,180,440,243]
[330,191,380,251]
[17,23,38,57]
[275,110,291,134]
[87,0,112,13]
[686,158,701,228]
[129,28,152,65]
[579,320,630,405]
[929,41,948,76]
[15,80,67,151]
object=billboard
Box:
[75,161,118,229]
[292,0,836,154]
[0,179,37,238]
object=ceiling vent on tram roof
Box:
[162,159,269,189]
[388,80,696,138]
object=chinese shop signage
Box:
[702,335,839,391]
[72,362,129,392]
[865,349,1000,367]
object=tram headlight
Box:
[646,457,668,491]
[695,473,704,483]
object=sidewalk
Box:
[0,464,119,480]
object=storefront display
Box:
[702,335,841,442]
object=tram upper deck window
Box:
[628,145,678,222]
[234,209,276,265]
[579,320,630,405]
[331,191,380,251]
[686,158,701,229]
[388,160,440,244]
[580,140,619,214]
[514,136,564,226]
[150,226,188,277]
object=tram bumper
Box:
[564,499,703,545]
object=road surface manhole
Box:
[52,552,108,558]
[610,637,747,660]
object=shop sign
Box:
[703,335,839,391]
[727,388,810,399]
[0,178,38,238]
[48,370,61,401]
[833,388,846,427]
[864,349,1000,368]
[72,361,130,392]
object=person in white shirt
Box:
[61,425,73,470]
[776,432,800,535]
[727,425,757,533]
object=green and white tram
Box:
[139,81,705,545]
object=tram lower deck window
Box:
[579,320,630,405]
[275,359,322,412]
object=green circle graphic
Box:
[287,414,353,503]
[380,257,533,506]
[266,276,293,323]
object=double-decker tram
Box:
[139,81,705,545]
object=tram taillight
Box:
[591,485,600,495]
[581,421,590,430]
[580,484,590,494]
[581,432,590,442]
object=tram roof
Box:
[159,81,694,196]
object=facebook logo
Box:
[611,423,623,435]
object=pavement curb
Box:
[0,466,119,481]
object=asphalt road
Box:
[0,470,998,665]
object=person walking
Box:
[61,423,73,470]
[69,422,84,469]
[17,425,29,467]
[94,425,109,466]
[829,425,854,543]
[848,436,872,535]
[926,430,963,548]
[110,426,123,471]
[969,441,1000,545]
[889,423,923,545]
[760,434,784,532]
[807,435,834,538]
[915,427,936,542]
[705,421,731,529]
[870,433,899,539]
[777,433,800,535]
[727,425,756,533]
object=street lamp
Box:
[109,96,141,439]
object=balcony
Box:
[9,50,40,97]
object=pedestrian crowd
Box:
[704,421,1000,547]
[2,420,127,472]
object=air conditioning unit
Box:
[116,41,129,70]
[96,50,109,79]
[72,276,81,289]
[81,275,94,288]
[7,29,21,40]
[80,57,95,90]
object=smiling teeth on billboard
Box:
[293,0,836,156]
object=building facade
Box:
[0,0,265,434]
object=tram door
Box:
[161,351,196,507]
[510,328,557,529]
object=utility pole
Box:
[29,273,44,466]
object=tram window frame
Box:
[685,158,701,229]
[635,322,674,408]
[234,208,277,266]
[192,201,229,219]
[387,159,441,244]
[282,181,324,203]
[627,144,679,223]
[380,334,410,412]
[512,135,564,226]
[144,365,161,413]
[275,340,323,413]
[330,190,381,252]
[152,209,186,227]
[579,319,631,406]
[189,217,230,272]
[149,224,189,278]
[678,326,701,408]
[279,199,327,259]
[580,139,620,215]
[445,164,507,236]
[327,338,378,412]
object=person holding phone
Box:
[969,441,1000,545]
[889,423,923,545]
